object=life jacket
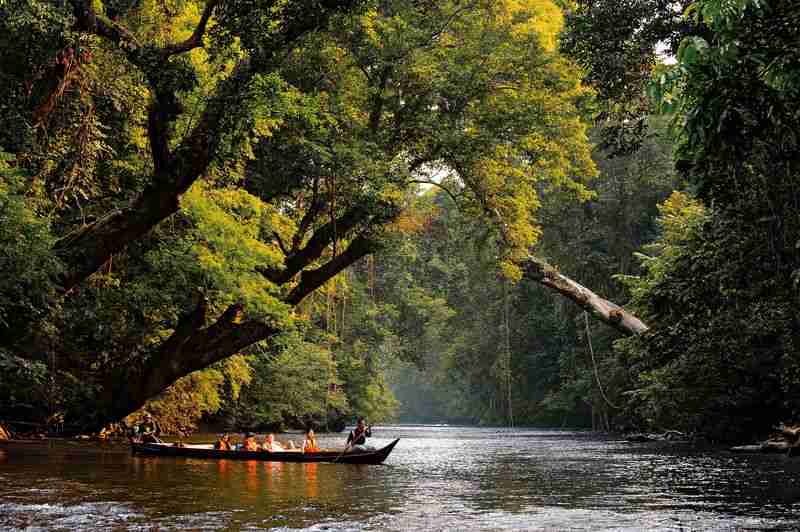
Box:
[138,421,158,435]
[349,428,367,445]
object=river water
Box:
[1,425,799,531]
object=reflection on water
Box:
[1,426,799,530]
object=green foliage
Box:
[616,191,799,440]
[0,159,61,337]
[561,0,681,103]
[375,114,680,427]
[336,338,399,423]
[0,157,72,428]
[0,354,49,424]
[560,0,694,154]
[55,181,293,370]
[179,183,289,321]
[618,0,800,441]
[615,191,708,313]
[0,0,642,433]
[223,331,348,431]
[651,0,800,201]
[211,0,367,57]
[0,1,73,152]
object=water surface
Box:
[1,425,798,530]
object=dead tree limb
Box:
[523,255,650,336]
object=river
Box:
[1,425,798,531]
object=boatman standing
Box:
[345,417,372,452]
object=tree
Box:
[560,0,699,154]
[219,331,348,431]
[1,0,607,429]
[618,0,800,440]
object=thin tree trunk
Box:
[503,281,513,428]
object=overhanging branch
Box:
[448,163,648,336]
[155,291,209,358]
[109,306,279,421]
[292,194,325,251]
[259,203,374,285]
[285,234,382,305]
[409,179,461,205]
[523,255,650,336]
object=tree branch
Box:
[69,0,185,173]
[292,193,325,251]
[70,0,143,52]
[55,58,257,292]
[285,234,382,305]
[273,231,290,256]
[163,0,221,56]
[153,291,208,360]
[409,179,461,205]
[523,255,650,336]
[57,1,369,293]
[408,154,437,174]
[368,66,392,133]
[259,203,374,285]
[445,161,649,336]
[105,305,278,422]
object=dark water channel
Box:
[1,425,799,531]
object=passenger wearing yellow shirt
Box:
[302,428,319,452]
[242,432,259,451]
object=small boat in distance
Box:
[131,438,399,465]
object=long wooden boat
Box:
[131,438,399,464]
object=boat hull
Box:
[131,439,399,464]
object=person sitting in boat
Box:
[345,417,372,452]
[242,432,259,451]
[214,433,232,450]
[302,428,319,452]
[136,413,161,443]
[262,433,284,452]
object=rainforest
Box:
[0,0,798,445]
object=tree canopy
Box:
[0,0,599,429]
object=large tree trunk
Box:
[523,255,650,336]
[98,301,279,424]
[93,230,383,427]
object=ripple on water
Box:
[263,507,800,532]
[143,510,235,531]
[0,501,144,532]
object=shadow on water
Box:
[1,425,799,530]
